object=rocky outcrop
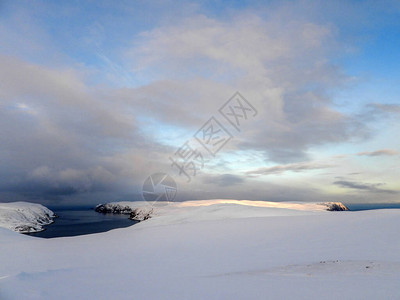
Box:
[95,202,154,222]
[129,207,154,221]
[95,203,133,214]
[321,202,349,211]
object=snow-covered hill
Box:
[2,200,399,300]
[94,199,349,223]
[0,202,56,233]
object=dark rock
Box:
[322,202,349,211]
[94,204,133,214]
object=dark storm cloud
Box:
[0,55,166,204]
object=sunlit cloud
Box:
[357,149,399,157]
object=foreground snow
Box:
[0,202,56,233]
[1,200,399,300]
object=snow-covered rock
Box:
[129,207,154,221]
[94,201,148,214]
[94,201,154,221]
[95,203,131,214]
[0,202,56,233]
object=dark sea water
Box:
[346,203,400,211]
[27,208,137,238]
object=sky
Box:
[0,0,399,207]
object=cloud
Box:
[357,149,399,157]
[0,55,174,204]
[358,103,400,123]
[370,104,400,114]
[333,180,397,194]
[202,174,244,187]
[246,161,332,176]
[0,1,398,205]
[122,12,368,163]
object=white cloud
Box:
[246,161,332,176]
[122,12,365,163]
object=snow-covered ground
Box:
[96,199,348,222]
[0,202,56,233]
[1,200,399,300]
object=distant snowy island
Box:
[0,202,56,233]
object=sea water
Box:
[27,207,137,238]
[346,203,400,211]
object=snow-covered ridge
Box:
[0,202,56,233]
[94,200,349,224]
